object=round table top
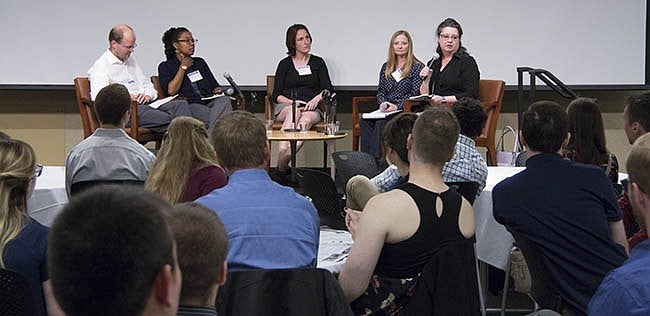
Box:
[266,130,347,141]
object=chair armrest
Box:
[264,95,272,120]
[352,96,378,126]
[129,100,138,139]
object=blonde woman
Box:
[0,139,63,315]
[146,117,227,203]
[360,30,424,161]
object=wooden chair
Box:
[351,97,423,151]
[73,77,163,148]
[151,75,245,110]
[264,75,325,131]
[403,79,506,166]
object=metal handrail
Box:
[517,67,578,129]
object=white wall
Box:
[0,0,645,86]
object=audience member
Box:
[196,111,319,270]
[65,83,156,196]
[419,18,479,106]
[346,113,417,210]
[0,140,63,316]
[158,27,232,131]
[271,23,333,179]
[589,133,650,316]
[146,117,226,203]
[563,97,621,194]
[168,203,228,316]
[48,186,181,316]
[493,100,628,316]
[339,108,475,314]
[620,92,650,249]
[359,30,423,161]
[353,97,488,204]
[89,24,191,133]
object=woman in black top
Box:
[158,27,232,131]
[271,24,333,174]
[419,18,480,106]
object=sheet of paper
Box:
[147,95,178,109]
[362,109,403,119]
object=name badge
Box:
[297,65,312,76]
[187,70,203,82]
[391,69,403,82]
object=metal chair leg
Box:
[501,245,517,316]
[474,244,486,316]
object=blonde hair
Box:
[146,117,218,203]
[0,140,36,268]
[385,30,422,80]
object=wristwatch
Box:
[441,96,447,103]
[181,65,188,71]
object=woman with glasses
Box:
[145,117,227,204]
[359,30,424,162]
[0,140,63,315]
[158,27,232,131]
[419,18,480,106]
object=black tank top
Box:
[374,182,466,278]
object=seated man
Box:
[493,100,628,316]
[196,111,319,270]
[589,133,650,315]
[339,108,475,314]
[89,24,192,133]
[347,97,488,208]
[620,92,650,249]
[48,186,181,316]
[65,83,156,195]
[168,203,228,316]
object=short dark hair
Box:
[210,111,266,171]
[412,107,459,166]
[94,83,131,125]
[382,113,418,163]
[452,97,487,139]
[108,24,133,44]
[285,24,311,56]
[169,203,228,303]
[162,26,190,59]
[0,131,10,140]
[624,92,650,132]
[48,186,175,316]
[521,100,568,153]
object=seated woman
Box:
[419,18,479,106]
[347,113,418,211]
[146,117,227,203]
[360,30,423,161]
[271,24,333,177]
[0,139,63,315]
[158,27,232,131]
[338,108,475,315]
[562,97,621,195]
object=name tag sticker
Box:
[187,70,203,82]
[297,65,312,76]
[391,69,403,82]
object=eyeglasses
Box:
[34,164,43,178]
[176,38,198,44]
[118,42,138,50]
[439,34,459,41]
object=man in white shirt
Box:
[88,24,191,132]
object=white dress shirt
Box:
[88,49,157,101]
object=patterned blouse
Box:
[376,62,424,109]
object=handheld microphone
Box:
[420,54,439,79]
[379,102,390,111]
[223,72,245,101]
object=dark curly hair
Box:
[162,27,190,59]
[452,97,487,139]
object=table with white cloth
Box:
[27,166,68,227]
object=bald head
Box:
[108,24,136,61]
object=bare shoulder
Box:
[458,196,475,238]
[363,189,417,222]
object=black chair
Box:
[296,168,347,230]
[70,180,145,196]
[445,181,481,205]
[501,229,565,315]
[216,268,353,316]
[399,239,481,316]
[0,269,33,316]
[332,151,380,194]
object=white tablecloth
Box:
[27,166,67,227]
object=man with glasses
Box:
[88,24,191,133]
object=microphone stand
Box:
[284,90,300,132]
[249,92,258,113]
